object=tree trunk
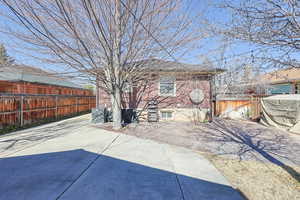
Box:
[111,87,122,129]
[111,0,122,130]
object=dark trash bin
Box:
[122,109,137,124]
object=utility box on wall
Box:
[148,100,158,122]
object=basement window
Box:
[160,111,173,120]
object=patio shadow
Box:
[0,149,244,200]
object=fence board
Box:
[215,96,266,120]
[0,93,96,129]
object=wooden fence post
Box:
[209,76,213,122]
[45,97,47,119]
[76,97,78,114]
[20,95,24,127]
[55,96,58,119]
[88,97,90,111]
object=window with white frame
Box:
[159,76,175,96]
[160,111,173,120]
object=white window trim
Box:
[160,110,174,121]
[158,76,176,97]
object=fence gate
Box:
[215,96,265,120]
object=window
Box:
[159,76,175,96]
[160,111,173,120]
[269,84,292,94]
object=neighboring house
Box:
[98,59,224,122]
[261,67,300,95]
[0,64,93,95]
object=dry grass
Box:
[205,154,300,200]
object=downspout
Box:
[209,74,214,122]
[96,75,100,108]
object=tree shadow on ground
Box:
[0,149,244,200]
[0,119,87,152]
[197,119,300,184]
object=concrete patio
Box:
[0,115,244,200]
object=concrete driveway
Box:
[0,115,244,200]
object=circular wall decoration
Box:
[189,89,204,104]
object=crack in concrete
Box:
[175,174,186,200]
[55,134,121,200]
[164,146,186,200]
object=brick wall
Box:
[98,73,211,110]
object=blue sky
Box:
[0,0,258,74]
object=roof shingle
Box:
[0,64,84,89]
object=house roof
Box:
[261,67,300,84]
[134,59,224,74]
[0,64,85,89]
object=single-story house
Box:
[98,59,224,122]
[261,67,300,95]
[0,64,93,95]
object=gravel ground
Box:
[102,118,300,200]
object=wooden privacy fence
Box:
[0,93,96,129]
[249,96,263,120]
[215,96,265,120]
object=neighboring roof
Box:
[134,59,224,74]
[264,94,300,100]
[0,64,84,89]
[7,64,49,75]
[261,67,300,84]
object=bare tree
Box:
[199,39,266,97]
[0,43,14,65]
[214,61,266,98]
[0,0,200,129]
[219,0,300,68]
